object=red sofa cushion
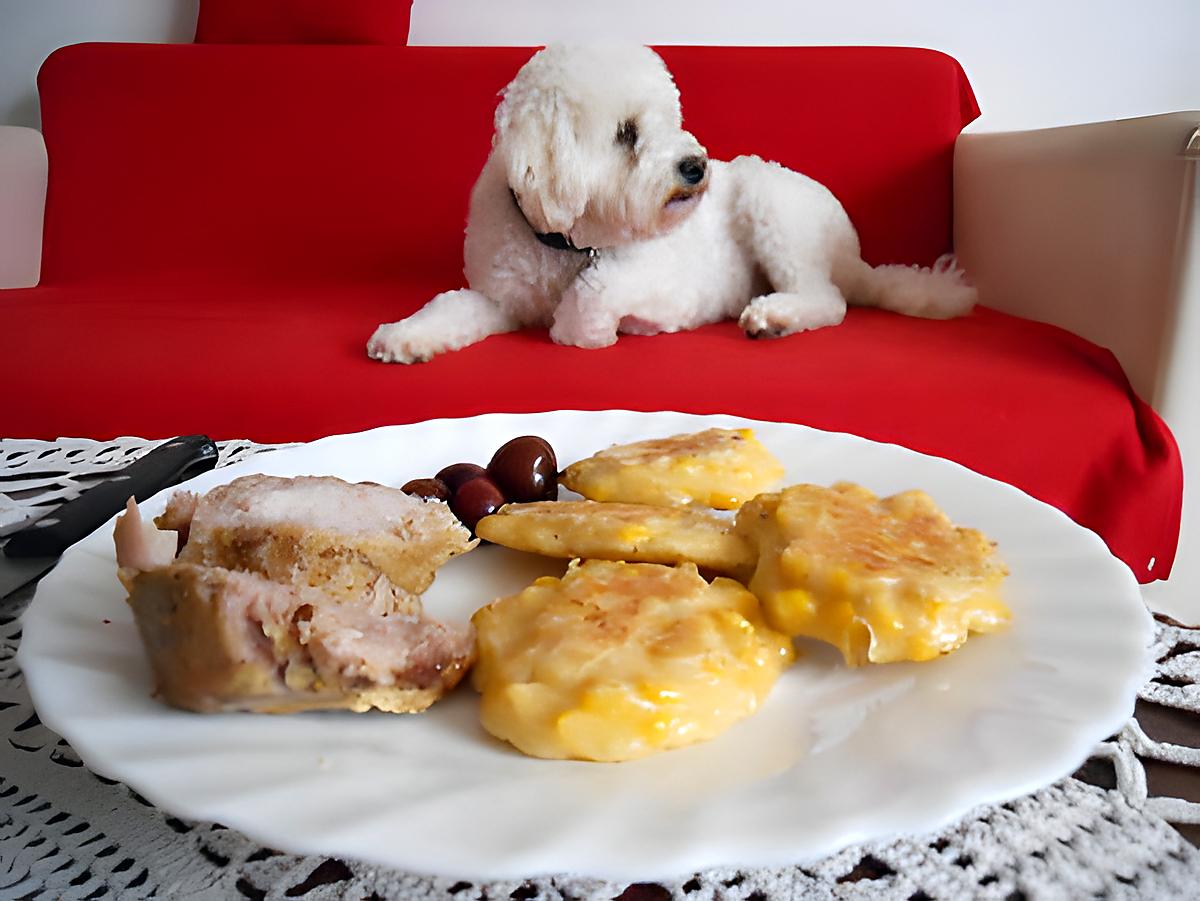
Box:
[35,44,976,288]
[195,0,412,45]
[1,282,1180,585]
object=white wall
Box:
[410,0,1199,133]
[0,0,1195,132]
[0,0,199,129]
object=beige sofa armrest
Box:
[0,126,46,289]
[955,113,1200,623]
[1144,145,1200,624]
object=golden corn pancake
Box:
[736,483,1009,666]
[471,560,794,761]
[475,500,755,578]
[560,428,785,509]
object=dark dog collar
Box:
[510,189,595,254]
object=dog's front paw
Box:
[738,298,793,339]
[548,321,619,349]
[739,307,786,339]
[739,292,846,339]
[549,296,620,349]
[366,323,437,364]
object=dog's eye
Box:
[615,118,639,150]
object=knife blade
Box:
[0,435,219,600]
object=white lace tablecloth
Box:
[3,437,1200,900]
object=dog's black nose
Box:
[677,156,707,185]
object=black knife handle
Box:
[3,435,219,559]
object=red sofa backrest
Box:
[37,44,978,290]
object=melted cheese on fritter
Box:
[470,560,794,761]
[560,428,785,509]
[736,483,1009,665]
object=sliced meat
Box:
[176,474,475,615]
[114,497,179,587]
[155,489,200,547]
[114,476,478,715]
[126,562,474,714]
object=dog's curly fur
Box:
[368,45,975,364]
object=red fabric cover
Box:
[35,44,976,286]
[2,284,1180,585]
[6,43,1181,584]
[195,0,412,45]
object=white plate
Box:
[18,411,1152,882]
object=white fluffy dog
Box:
[367,45,974,364]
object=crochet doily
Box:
[2,437,1198,900]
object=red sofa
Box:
[0,41,1181,586]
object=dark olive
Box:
[487,435,559,503]
[435,462,488,494]
[400,477,450,503]
[449,476,506,532]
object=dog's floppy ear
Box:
[495,67,588,234]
